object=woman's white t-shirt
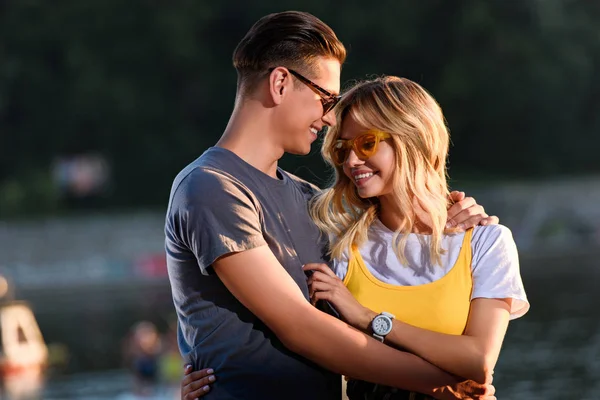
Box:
[332,221,529,319]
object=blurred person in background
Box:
[304,76,529,399]
[123,321,162,396]
[168,11,498,400]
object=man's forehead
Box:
[313,58,341,94]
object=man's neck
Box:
[216,100,284,179]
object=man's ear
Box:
[268,67,291,106]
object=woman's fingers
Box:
[309,280,332,293]
[303,263,336,277]
[182,366,216,400]
[183,382,212,400]
[308,272,341,299]
[311,289,332,304]
[306,267,346,306]
[309,279,332,302]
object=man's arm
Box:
[213,245,483,397]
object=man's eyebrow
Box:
[318,82,339,96]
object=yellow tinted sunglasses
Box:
[332,130,392,165]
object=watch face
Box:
[373,316,392,335]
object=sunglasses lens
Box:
[332,141,348,165]
[322,96,341,115]
[322,100,334,115]
[356,134,379,158]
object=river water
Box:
[491,250,600,399]
[6,250,598,400]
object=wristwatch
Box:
[371,311,395,342]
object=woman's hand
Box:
[303,263,376,331]
[181,364,216,400]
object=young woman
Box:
[303,76,529,399]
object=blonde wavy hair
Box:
[310,76,451,266]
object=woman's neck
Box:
[378,194,432,234]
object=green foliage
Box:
[0,0,598,214]
[0,169,60,217]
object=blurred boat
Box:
[0,300,48,377]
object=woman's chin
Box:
[356,187,376,199]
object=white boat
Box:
[0,300,48,376]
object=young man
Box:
[166,11,498,400]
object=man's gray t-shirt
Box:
[165,147,340,400]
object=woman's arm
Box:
[382,298,511,384]
[305,264,511,384]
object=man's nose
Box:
[322,108,337,127]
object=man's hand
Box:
[181,364,215,400]
[432,378,496,400]
[447,191,499,230]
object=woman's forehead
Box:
[338,114,369,139]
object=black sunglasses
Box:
[269,68,341,115]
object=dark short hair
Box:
[233,11,346,95]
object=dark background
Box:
[1,0,598,217]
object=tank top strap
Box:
[455,228,474,278]
[343,244,362,286]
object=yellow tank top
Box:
[343,229,473,335]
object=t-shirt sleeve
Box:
[332,246,350,281]
[167,167,266,275]
[471,225,530,320]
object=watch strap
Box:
[382,311,395,319]
[373,333,384,342]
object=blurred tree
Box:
[0,0,598,216]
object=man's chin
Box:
[285,145,312,156]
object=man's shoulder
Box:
[174,149,245,189]
[170,165,224,200]
[168,152,254,212]
[280,169,322,198]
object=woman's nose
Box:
[345,149,364,168]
